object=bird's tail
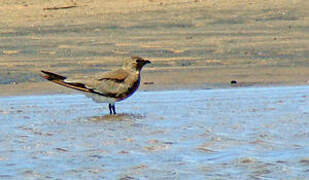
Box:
[40,70,92,93]
[41,70,66,81]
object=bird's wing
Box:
[82,69,131,96]
[97,69,129,82]
[41,69,132,97]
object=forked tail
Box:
[40,70,92,93]
[41,70,66,81]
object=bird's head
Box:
[123,56,151,72]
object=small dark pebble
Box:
[55,148,68,152]
[144,81,154,85]
[230,80,237,85]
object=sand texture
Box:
[0,0,309,95]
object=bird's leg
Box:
[108,103,113,115]
[111,104,116,115]
[108,103,116,115]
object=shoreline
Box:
[1,64,309,97]
[1,80,308,97]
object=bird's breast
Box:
[115,77,140,102]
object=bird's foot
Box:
[108,103,116,115]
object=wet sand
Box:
[0,86,309,179]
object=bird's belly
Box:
[83,92,116,103]
[82,78,140,103]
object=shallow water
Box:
[0,86,309,179]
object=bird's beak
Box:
[144,60,151,64]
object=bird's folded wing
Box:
[97,69,129,82]
[63,69,130,96]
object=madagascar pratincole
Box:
[41,56,151,115]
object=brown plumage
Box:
[41,56,151,114]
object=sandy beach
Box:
[0,0,308,96]
[1,1,309,179]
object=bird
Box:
[41,56,151,115]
